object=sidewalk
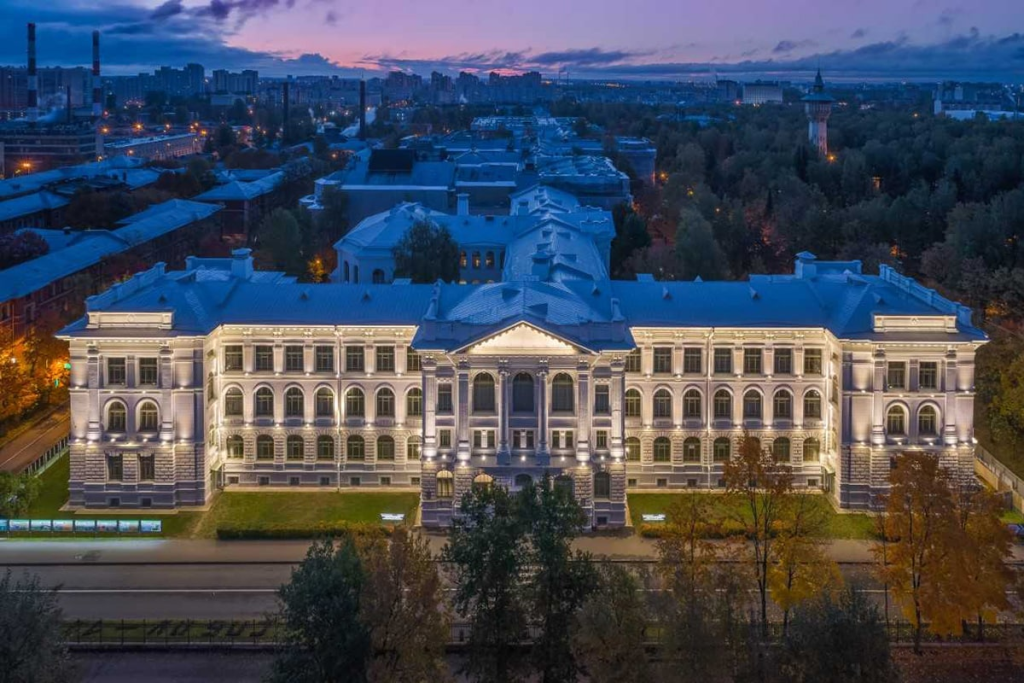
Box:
[0,405,69,473]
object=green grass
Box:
[192,490,420,539]
[628,492,877,540]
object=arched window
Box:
[918,405,938,436]
[343,261,350,282]
[406,436,421,460]
[804,390,822,419]
[713,390,732,420]
[625,389,642,417]
[772,437,790,462]
[713,437,731,462]
[515,473,533,489]
[254,387,274,418]
[803,438,820,462]
[353,265,359,283]
[256,435,274,459]
[472,251,481,269]
[473,373,495,413]
[436,470,454,498]
[551,373,575,413]
[683,437,701,463]
[377,435,395,460]
[653,389,672,418]
[317,435,335,460]
[405,388,423,417]
[226,435,244,458]
[743,390,762,419]
[315,388,333,418]
[372,269,385,284]
[286,435,304,460]
[554,475,574,497]
[653,437,671,462]
[346,388,365,417]
[346,435,365,460]
[138,401,159,432]
[106,401,127,432]
[473,472,493,491]
[512,373,534,413]
[376,388,395,417]
[886,406,906,435]
[285,387,304,418]
[683,389,702,419]
[594,472,611,499]
[773,390,792,420]
[224,388,243,416]
[625,437,641,461]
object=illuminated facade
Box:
[60,194,985,525]
[803,69,834,157]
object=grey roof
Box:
[0,157,159,201]
[194,171,286,202]
[0,191,69,222]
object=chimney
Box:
[359,80,367,140]
[231,248,254,280]
[92,31,102,121]
[457,193,469,216]
[26,23,38,125]
[66,85,72,124]
[282,80,289,130]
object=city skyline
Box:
[0,0,1022,82]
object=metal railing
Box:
[24,437,68,476]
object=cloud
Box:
[325,10,338,25]
[772,39,817,54]
[850,28,868,40]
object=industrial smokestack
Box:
[359,80,366,141]
[282,80,289,130]
[92,30,102,121]
[27,23,38,125]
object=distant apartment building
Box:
[212,69,259,95]
[0,121,102,174]
[743,81,784,105]
[104,133,202,162]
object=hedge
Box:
[638,519,749,539]
[216,521,398,540]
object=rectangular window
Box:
[653,347,673,374]
[887,362,906,390]
[376,346,395,372]
[345,346,365,373]
[285,346,304,372]
[596,430,608,449]
[512,430,535,449]
[138,455,155,482]
[683,348,702,374]
[774,348,793,375]
[138,358,158,386]
[224,346,242,372]
[473,430,495,449]
[552,430,574,450]
[438,429,452,448]
[315,346,334,373]
[624,349,641,373]
[406,347,421,372]
[803,349,823,375]
[713,348,732,374]
[919,362,938,390]
[107,454,123,481]
[107,358,126,385]
[743,348,762,375]
[594,385,610,414]
[437,384,453,413]
[254,345,273,372]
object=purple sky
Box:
[2,0,1023,81]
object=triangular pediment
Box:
[464,322,583,356]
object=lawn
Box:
[628,492,877,540]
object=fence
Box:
[975,445,1024,513]
[23,436,68,476]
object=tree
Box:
[519,477,596,683]
[768,493,841,636]
[0,571,69,683]
[610,206,652,277]
[270,537,370,683]
[255,208,306,275]
[0,473,41,518]
[573,563,652,683]
[781,587,898,683]
[359,528,451,683]
[0,328,31,426]
[0,231,48,269]
[317,185,350,243]
[675,208,728,280]
[392,220,461,284]
[442,483,531,683]
[874,452,959,653]
[723,432,793,635]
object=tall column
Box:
[456,361,470,462]
[498,367,510,464]
[422,358,437,457]
[536,368,549,462]
[871,349,886,446]
[943,350,958,445]
[576,363,590,462]
[609,359,625,458]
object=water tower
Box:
[802,69,834,157]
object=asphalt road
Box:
[72,652,274,683]
[0,406,69,472]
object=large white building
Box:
[59,190,986,525]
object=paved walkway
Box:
[0,405,69,473]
